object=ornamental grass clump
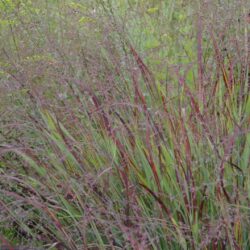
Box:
[0,0,249,249]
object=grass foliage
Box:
[0,0,249,249]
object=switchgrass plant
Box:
[0,0,249,249]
